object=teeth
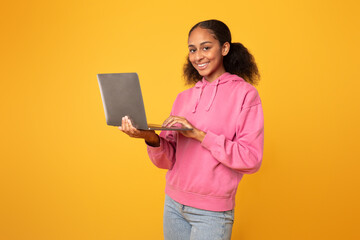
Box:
[198,63,207,67]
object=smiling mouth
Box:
[197,62,209,70]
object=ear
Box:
[222,42,230,56]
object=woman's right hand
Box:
[118,116,160,146]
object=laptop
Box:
[97,73,192,131]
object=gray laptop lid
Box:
[97,73,148,129]
[97,73,192,131]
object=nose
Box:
[194,50,204,61]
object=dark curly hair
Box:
[183,19,260,85]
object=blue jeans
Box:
[163,194,234,240]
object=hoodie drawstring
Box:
[205,79,220,111]
[192,73,236,113]
[192,83,205,113]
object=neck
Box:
[204,67,226,83]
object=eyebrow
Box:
[188,41,213,48]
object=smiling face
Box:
[188,27,230,83]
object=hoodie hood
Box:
[192,72,243,113]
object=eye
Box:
[203,46,211,51]
[189,49,196,53]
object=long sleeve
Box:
[151,73,264,211]
[201,102,264,174]
[147,130,178,170]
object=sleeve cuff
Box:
[146,137,164,153]
[201,130,219,150]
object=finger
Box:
[128,125,137,135]
[179,120,192,128]
[171,118,193,129]
[126,117,137,131]
[166,117,183,126]
[166,120,179,128]
[121,117,126,131]
[123,117,131,132]
[164,116,182,127]
[162,116,174,127]
[167,119,183,128]
[122,117,127,131]
[126,117,140,135]
[125,116,132,126]
[163,116,182,126]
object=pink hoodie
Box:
[147,72,264,211]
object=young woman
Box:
[119,19,264,240]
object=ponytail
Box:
[224,42,260,85]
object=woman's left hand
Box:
[162,116,206,142]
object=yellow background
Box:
[1,0,359,239]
